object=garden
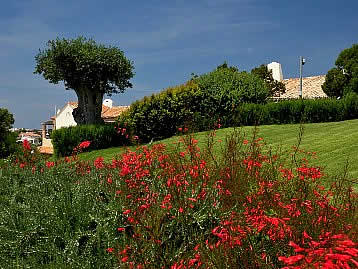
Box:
[0,39,357,268]
[0,126,357,268]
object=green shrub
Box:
[0,132,19,159]
[0,108,17,159]
[119,67,268,143]
[234,94,358,126]
[51,124,130,157]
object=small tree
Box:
[251,64,286,97]
[34,37,134,125]
[322,44,358,98]
[0,108,16,158]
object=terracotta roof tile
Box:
[277,75,327,99]
[102,106,129,119]
[68,102,78,108]
[19,132,41,138]
[38,146,54,154]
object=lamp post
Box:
[299,56,305,98]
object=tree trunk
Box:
[72,88,104,125]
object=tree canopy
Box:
[0,108,16,158]
[34,37,135,125]
[0,108,14,138]
[322,44,358,98]
[251,64,286,97]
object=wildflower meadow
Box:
[0,127,357,268]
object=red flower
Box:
[46,161,55,168]
[106,247,114,253]
[94,156,104,169]
[79,141,91,149]
[23,139,31,151]
[278,254,305,265]
[123,209,131,215]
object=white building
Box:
[54,102,78,129]
[17,132,42,145]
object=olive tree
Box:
[34,37,134,125]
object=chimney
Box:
[103,99,113,108]
[267,62,283,82]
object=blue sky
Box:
[0,0,357,129]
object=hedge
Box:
[51,124,130,157]
[234,93,358,126]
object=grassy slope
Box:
[79,119,358,179]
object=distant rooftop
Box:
[279,75,327,99]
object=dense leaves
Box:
[234,93,358,126]
[251,64,286,97]
[322,43,358,97]
[0,108,17,158]
[34,36,134,95]
[51,123,132,157]
[118,66,268,143]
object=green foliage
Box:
[194,65,269,104]
[251,64,286,97]
[322,68,349,98]
[119,66,269,143]
[0,162,119,268]
[215,61,239,72]
[0,108,14,137]
[0,132,19,159]
[234,94,358,126]
[322,43,358,97]
[51,124,131,157]
[34,36,134,95]
[0,108,17,158]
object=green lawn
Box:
[79,119,358,179]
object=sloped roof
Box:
[278,75,327,99]
[19,132,41,138]
[102,106,130,119]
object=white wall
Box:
[267,62,283,82]
[55,104,77,129]
[42,138,53,147]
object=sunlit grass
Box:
[79,119,358,179]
